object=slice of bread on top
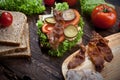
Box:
[1,23,31,58]
[0,11,27,46]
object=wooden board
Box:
[62,32,120,80]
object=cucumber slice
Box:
[64,25,78,38]
[45,17,56,24]
[62,9,76,21]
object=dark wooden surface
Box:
[0,0,120,80]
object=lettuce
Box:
[37,2,84,57]
[55,2,69,11]
[0,0,45,15]
[37,17,84,57]
[80,0,105,15]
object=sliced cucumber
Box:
[62,9,76,21]
[64,25,78,38]
[45,17,56,24]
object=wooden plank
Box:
[62,32,120,80]
[0,0,119,80]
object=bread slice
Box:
[0,10,27,46]
[0,23,31,58]
[0,32,27,55]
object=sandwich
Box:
[37,2,84,57]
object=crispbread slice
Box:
[1,23,31,58]
[0,11,27,46]
[0,33,27,55]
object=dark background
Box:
[0,0,120,80]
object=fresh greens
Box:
[80,0,105,15]
[80,0,115,15]
[37,20,50,48]
[36,20,44,28]
[37,2,84,57]
[0,0,45,15]
[55,2,69,11]
[37,17,84,57]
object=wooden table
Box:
[0,0,120,80]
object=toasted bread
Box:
[1,23,31,58]
[0,10,27,46]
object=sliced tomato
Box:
[64,9,80,27]
[58,34,65,43]
[42,9,80,33]
[42,24,54,33]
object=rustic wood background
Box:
[0,0,120,80]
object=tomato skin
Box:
[0,12,13,27]
[42,9,80,33]
[58,35,65,43]
[42,24,54,33]
[91,4,117,29]
[62,0,77,7]
[64,9,80,27]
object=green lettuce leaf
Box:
[0,0,45,15]
[80,0,105,15]
[37,17,84,57]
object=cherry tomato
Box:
[91,4,117,29]
[0,12,13,27]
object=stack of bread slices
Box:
[0,10,31,58]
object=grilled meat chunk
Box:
[97,39,113,62]
[87,31,113,72]
[87,42,104,72]
[67,44,86,69]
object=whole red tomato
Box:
[0,12,13,27]
[62,0,77,7]
[91,4,117,29]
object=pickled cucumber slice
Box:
[64,25,78,38]
[45,17,56,24]
[62,9,76,21]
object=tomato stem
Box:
[102,5,110,13]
